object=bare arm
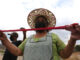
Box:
[23,31,26,41]
[60,37,76,58]
[60,24,80,58]
[20,27,26,41]
[0,32,23,56]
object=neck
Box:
[34,31,48,38]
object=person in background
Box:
[2,28,26,60]
[0,8,80,60]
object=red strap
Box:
[0,23,78,32]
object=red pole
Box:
[0,23,78,32]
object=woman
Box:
[0,8,80,60]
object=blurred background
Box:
[0,0,80,60]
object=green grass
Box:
[0,49,4,54]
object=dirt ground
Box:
[64,52,80,60]
[0,52,80,60]
[0,53,23,60]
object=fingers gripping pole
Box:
[0,23,78,32]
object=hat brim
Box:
[27,8,56,28]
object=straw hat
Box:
[27,8,56,28]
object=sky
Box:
[0,0,80,44]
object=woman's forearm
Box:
[2,39,22,56]
[60,38,76,58]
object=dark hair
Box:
[35,15,49,33]
[35,15,49,26]
[9,32,18,41]
[11,32,18,38]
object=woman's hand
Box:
[65,24,80,40]
[0,32,8,41]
